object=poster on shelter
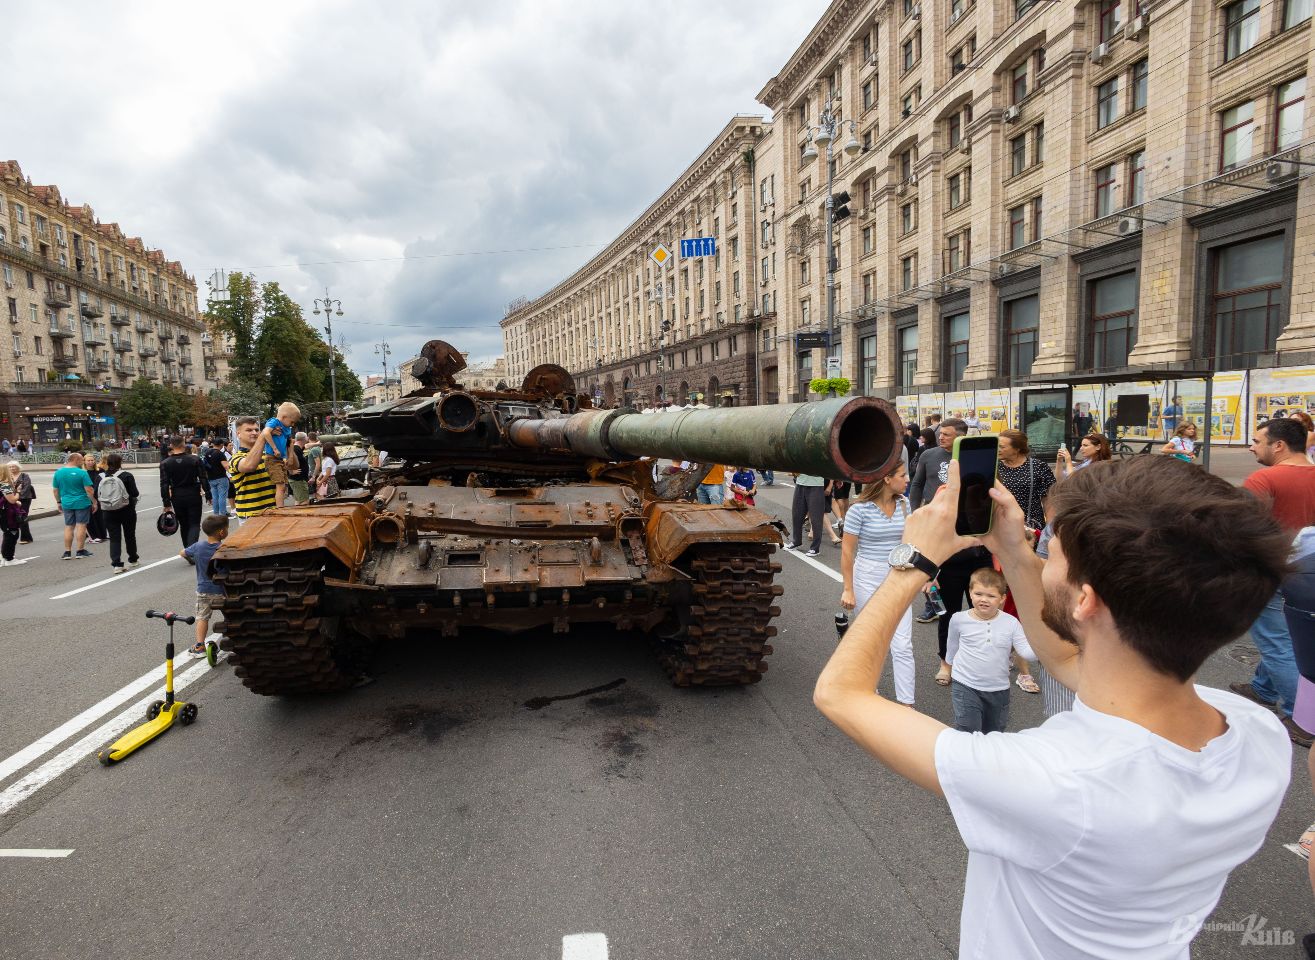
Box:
[976,389,1011,433]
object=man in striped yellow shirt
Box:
[228,416,278,519]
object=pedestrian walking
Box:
[839,461,914,705]
[0,467,27,567]
[201,440,230,516]
[99,452,140,575]
[787,473,827,555]
[815,456,1293,960]
[159,436,208,547]
[52,451,95,559]
[288,432,311,505]
[315,443,341,499]
[7,460,35,544]
[945,568,1035,733]
[828,478,851,541]
[229,417,278,519]
[1161,421,1200,461]
[995,429,1055,532]
[1162,394,1183,439]
[1233,417,1315,746]
[82,452,107,543]
[1055,433,1112,481]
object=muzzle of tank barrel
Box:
[505,397,902,483]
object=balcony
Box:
[83,326,106,347]
[79,301,103,319]
[160,348,176,363]
[52,355,78,370]
[139,344,158,357]
[144,365,159,380]
[87,358,109,373]
[109,312,130,327]
[178,353,192,366]
[181,374,194,386]
[158,326,174,341]
[111,336,132,353]
[48,321,76,339]
[113,359,135,375]
[45,288,72,308]
[135,319,152,332]
[176,332,191,345]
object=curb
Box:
[27,509,58,521]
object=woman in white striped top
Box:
[840,461,916,705]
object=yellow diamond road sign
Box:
[650,244,672,267]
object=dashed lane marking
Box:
[779,545,843,583]
[0,849,73,858]
[48,554,181,600]
[562,933,609,959]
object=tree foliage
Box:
[203,273,362,415]
[210,378,268,420]
[119,379,182,433]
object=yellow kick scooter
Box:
[98,610,200,765]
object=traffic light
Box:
[831,191,851,223]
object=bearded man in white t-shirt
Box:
[815,456,1292,960]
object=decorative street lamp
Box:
[374,339,392,403]
[312,290,344,425]
[800,98,861,378]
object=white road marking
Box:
[48,554,181,600]
[779,546,843,583]
[0,663,175,784]
[0,657,214,816]
[562,933,608,959]
[0,849,73,858]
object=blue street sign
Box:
[679,237,717,258]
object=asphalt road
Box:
[0,477,1311,959]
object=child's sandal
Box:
[1016,674,1041,694]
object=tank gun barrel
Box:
[505,397,901,483]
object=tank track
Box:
[213,551,365,696]
[657,543,783,686]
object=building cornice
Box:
[756,0,872,110]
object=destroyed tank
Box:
[214,339,903,696]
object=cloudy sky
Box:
[5,1,827,382]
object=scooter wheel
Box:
[206,640,219,668]
[179,702,199,726]
[146,700,164,721]
[98,750,115,766]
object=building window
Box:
[1131,59,1149,111]
[801,258,811,283]
[863,80,875,110]
[950,47,966,75]
[1016,0,1036,18]
[1220,101,1255,171]
[801,300,811,328]
[944,312,970,388]
[1089,271,1138,369]
[1225,0,1261,60]
[903,34,920,72]
[1121,150,1145,206]
[1010,134,1028,176]
[1097,78,1120,129]
[901,201,918,235]
[861,335,878,394]
[761,220,770,245]
[1034,122,1045,164]
[1285,0,1312,28]
[1095,163,1120,217]
[948,113,963,147]
[899,148,916,181]
[1009,203,1028,249]
[898,324,919,391]
[1012,63,1029,103]
[1098,0,1122,41]
[863,271,876,303]
[1277,78,1307,151]
[901,254,918,291]
[1032,197,1043,241]
[862,226,874,254]
[948,169,970,208]
[1214,233,1287,358]
[1005,294,1039,377]
[946,229,971,272]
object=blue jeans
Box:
[761,469,775,485]
[951,680,1010,733]
[1250,591,1298,716]
[209,478,228,515]
[696,483,724,505]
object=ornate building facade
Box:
[0,162,209,442]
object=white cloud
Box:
[2,0,826,378]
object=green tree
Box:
[211,378,268,419]
[118,379,174,433]
[206,272,261,381]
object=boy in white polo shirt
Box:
[946,567,1033,733]
[814,458,1292,959]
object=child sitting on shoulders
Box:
[945,567,1035,734]
[263,401,301,507]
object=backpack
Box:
[98,473,130,511]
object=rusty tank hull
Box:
[213,340,903,696]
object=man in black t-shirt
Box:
[159,436,208,546]
[200,442,230,516]
[288,432,311,505]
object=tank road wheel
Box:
[212,551,368,697]
[656,543,783,686]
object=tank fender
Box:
[643,500,784,567]
[216,503,373,572]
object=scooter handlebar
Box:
[145,609,197,626]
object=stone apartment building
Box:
[0,162,212,443]
[502,117,776,408]
[504,0,1314,439]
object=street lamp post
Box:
[312,289,344,426]
[374,339,392,403]
[800,101,861,382]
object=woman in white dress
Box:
[839,462,915,705]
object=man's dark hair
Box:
[941,418,968,435]
[1262,417,1307,453]
[201,514,229,537]
[234,416,259,429]
[169,435,185,451]
[1050,457,1291,681]
[105,453,122,473]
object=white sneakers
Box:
[0,558,29,567]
